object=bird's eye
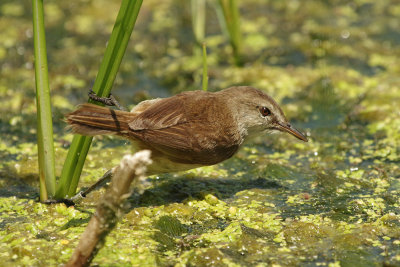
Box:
[259,106,271,117]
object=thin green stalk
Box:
[202,43,208,91]
[56,0,143,198]
[32,0,56,201]
[56,135,93,198]
[191,0,206,45]
[216,0,243,66]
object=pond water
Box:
[0,0,399,266]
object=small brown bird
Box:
[67,86,308,175]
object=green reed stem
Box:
[56,0,143,198]
[32,0,56,201]
[216,0,243,66]
[191,0,206,45]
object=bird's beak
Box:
[277,122,308,142]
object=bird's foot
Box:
[43,197,76,207]
[42,169,113,206]
[88,89,127,111]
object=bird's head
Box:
[222,86,308,142]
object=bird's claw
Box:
[88,90,127,111]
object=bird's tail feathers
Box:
[66,103,132,136]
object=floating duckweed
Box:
[204,194,219,205]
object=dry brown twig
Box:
[65,150,152,267]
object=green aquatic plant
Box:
[31,0,143,200]
[56,0,143,199]
[216,0,243,66]
[32,0,56,201]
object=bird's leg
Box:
[43,169,113,206]
[70,169,113,201]
[88,89,127,111]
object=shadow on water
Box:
[131,175,283,208]
[0,166,38,200]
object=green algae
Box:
[1,0,400,266]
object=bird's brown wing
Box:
[127,92,198,153]
[127,92,239,165]
[128,94,189,131]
